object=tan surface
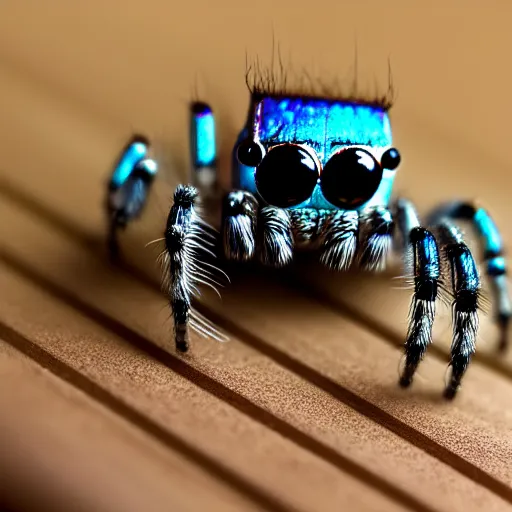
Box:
[0,2,512,511]
[0,341,262,512]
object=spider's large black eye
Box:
[255,143,319,208]
[320,148,382,209]
[237,138,265,167]
[381,147,401,170]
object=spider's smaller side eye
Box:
[236,138,266,167]
[381,148,401,170]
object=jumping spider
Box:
[106,73,510,399]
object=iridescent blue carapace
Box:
[233,95,395,210]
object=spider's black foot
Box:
[399,370,414,388]
[443,383,459,400]
[175,323,189,353]
[443,356,468,399]
[176,341,189,353]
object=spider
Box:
[106,71,511,399]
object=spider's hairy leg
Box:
[430,202,511,351]
[257,206,293,267]
[359,206,394,271]
[164,185,221,352]
[221,190,258,261]
[435,219,480,399]
[320,210,359,271]
[396,198,440,388]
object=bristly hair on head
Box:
[245,42,395,111]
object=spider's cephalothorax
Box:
[229,95,399,270]
[126,81,510,399]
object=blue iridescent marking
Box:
[233,96,394,210]
[487,256,506,276]
[474,208,502,255]
[138,158,158,176]
[419,231,440,277]
[111,142,147,188]
[458,247,480,291]
[193,111,216,167]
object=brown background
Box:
[0,2,512,511]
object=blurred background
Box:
[1,1,512,206]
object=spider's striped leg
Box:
[221,191,258,261]
[395,199,440,388]
[359,206,394,272]
[257,206,293,267]
[434,219,480,399]
[430,202,510,351]
[164,185,220,352]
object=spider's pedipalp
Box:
[320,210,359,271]
[359,206,394,272]
[257,206,293,267]
[221,190,258,261]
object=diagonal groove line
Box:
[0,249,440,512]
[0,319,293,512]
[0,180,511,503]
[280,271,511,380]
[191,302,512,504]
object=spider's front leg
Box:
[395,199,441,389]
[161,102,230,351]
[165,186,198,351]
[164,185,222,351]
[354,202,442,391]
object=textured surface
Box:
[0,2,511,511]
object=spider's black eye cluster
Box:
[254,144,319,208]
[237,139,400,209]
[320,148,382,209]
